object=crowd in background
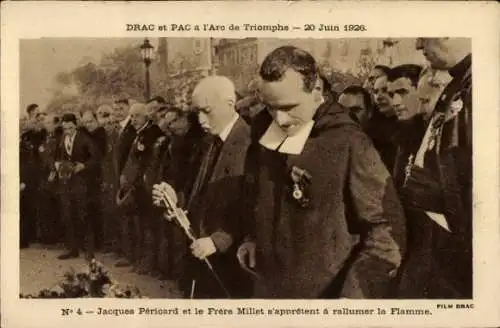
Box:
[20,37,472,299]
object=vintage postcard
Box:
[1,1,500,327]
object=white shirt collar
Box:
[259,120,315,155]
[65,131,77,142]
[136,121,149,135]
[218,113,239,142]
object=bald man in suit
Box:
[153,76,253,298]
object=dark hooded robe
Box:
[246,102,406,299]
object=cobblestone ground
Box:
[19,244,183,298]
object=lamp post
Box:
[382,38,399,66]
[140,38,154,101]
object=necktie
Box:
[65,135,73,155]
[187,136,223,209]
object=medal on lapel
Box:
[403,154,414,187]
[137,141,145,151]
[427,113,445,151]
[445,96,463,122]
[290,166,312,208]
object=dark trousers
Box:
[102,183,120,253]
[158,221,188,279]
[395,210,434,298]
[180,249,253,299]
[60,176,93,255]
[87,181,103,250]
[119,204,137,263]
[38,181,62,244]
[20,187,39,247]
[133,192,156,271]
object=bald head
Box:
[192,76,236,107]
[192,76,238,136]
[96,104,114,129]
[129,103,148,130]
[416,37,471,70]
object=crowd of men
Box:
[20,37,472,299]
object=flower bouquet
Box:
[20,259,144,298]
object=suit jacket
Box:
[184,117,253,298]
[20,129,45,189]
[55,129,101,182]
[247,104,406,299]
[188,117,252,252]
[421,54,472,298]
[143,134,170,194]
[114,122,137,179]
[39,131,62,189]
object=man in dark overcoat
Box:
[20,104,44,247]
[395,38,472,298]
[118,103,163,273]
[113,99,137,265]
[38,112,63,244]
[144,106,206,280]
[153,76,253,298]
[237,46,406,299]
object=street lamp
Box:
[140,38,154,101]
[382,38,399,66]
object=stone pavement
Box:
[19,244,183,298]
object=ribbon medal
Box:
[290,166,312,208]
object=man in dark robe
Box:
[395,38,472,299]
[237,46,406,299]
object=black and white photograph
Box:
[2,2,500,328]
[18,37,473,300]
